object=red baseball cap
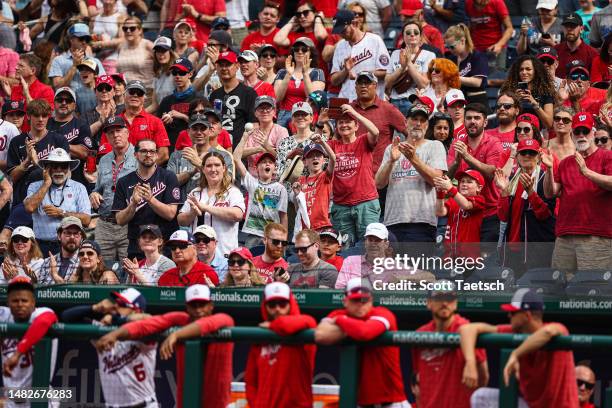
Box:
[517,138,541,153]
[408,94,435,116]
[572,112,595,130]
[217,51,238,64]
[226,247,253,261]
[345,277,373,300]
[455,169,485,186]
[96,75,115,88]
[400,0,423,15]
[254,152,276,166]
[516,113,540,131]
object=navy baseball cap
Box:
[212,16,230,30]
[332,9,356,34]
[501,288,544,312]
[2,100,25,116]
[171,57,193,73]
[303,143,327,158]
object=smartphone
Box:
[328,97,349,120]
[518,82,528,90]
[541,33,551,39]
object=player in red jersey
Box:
[460,288,579,408]
[315,277,410,408]
[96,285,234,408]
[412,281,488,408]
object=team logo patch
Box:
[140,125,148,131]
[379,54,389,66]
[84,137,93,148]
[172,187,180,200]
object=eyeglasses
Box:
[194,236,213,244]
[168,243,190,251]
[256,105,274,112]
[595,136,609,144]
[516,126,532,134]
[553,116,572,124]
[295,10,313,17]
[127,89,145,97]
[496,103,515,110]
[292,45,309,53]
[573,128,591,136]
[96,84,113,92]
[404,30,420,36]
[269,238,288,247]
[171,69,189,76]
[570,72,589,81]
[266,299,289,308]
[78,250,96,257]
[539,58,555,66]
[55,97,74,104]
[518,150,538,156]
[577,379,595,390]
[138,149,158,155]
[295,242,315,254]
[261,52,276,59]
[353,11,365,17]
[228,258,247,266]
[122,26,138,33]
[11,236,29,244]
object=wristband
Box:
[436,191,446,199]
[448,186,458,197]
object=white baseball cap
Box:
[264,282,291,302]
[536,0,558,10]
[194,225,217,240]
[167,230,195,245]
[444,89,466,107]
[365,223,388,240]
[345,277,373,299]
[11,226,35,240]
[185,284,211,303]
[111,288,146,311]
[291,101,313,116]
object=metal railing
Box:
[2,324,612,408]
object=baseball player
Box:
[96,284,234,408]
[314,277,410,408]
[61,288,158,408]
[412,282,488,408]
[460,288,578,408]
[242,282,316,408]
[0,277,58,408]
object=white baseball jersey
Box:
[331,32,390,101]
[95,333,158,407]
[0,119,20,164]
[0,306,59,408]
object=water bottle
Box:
[522,17,538,45]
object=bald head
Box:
[576,365,596,403]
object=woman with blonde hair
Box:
[444,24,489,110]
[178,151,245,256]
[422,58,461,112]
[0,227,44,284]
[50,240,119,284]
[222,247,266,287]
[146,36,178,113]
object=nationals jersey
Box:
[0,119,20,164]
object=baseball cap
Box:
[572,111,595,130]
[194,225,217,240]
[291,101,313,116]
[174,18,196,32]
[186,284,211,303]
[139,224,162,238]
[103,115,127,131]
[217,51,238,64]
[345,277,373,300]
[212,16,230,30]
[427,280,458,300]
[562,12,583,26]
[239,50,259,62]
[516,113,541,131]
[400,0,423,15]
[444,89,466,107]
[365,223,388,240]
[254,95,276,110]
[501,288,544,312]
[54,87,76,101]
[293,36,315,49]
[536,0,557,9]
[407,102,431,118]
[264,282,291,302]
[517,138,541,153]
[57,216,84,234]
[167,230,195,245]
[7,276,34,293]
[356,71,378,84]
[171,57,193,73]
[254,152,276,165]
[189,113,209,128]
[80,240,101,255]
[567,60,589,75]
[153,36,172,50]
[209,30,232,47]
[2,100,25,116]
[258,44,278,56]
[203,108,221,122]
[68,23,91,39]
[111,73,126,85]
[96,75,115,88]
[455,169,485,186]
[12,226,35,240]
[408,95,434,117]
[226,247,253,261]
[308,90,328,109]
[536,46,558,61]
[77,58,98,73]
[126,80,146,93]
[319,228,343,244]
[303,143,327,158]
[332,9,356,34]
[111,288,147,312]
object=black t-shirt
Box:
[83,105,126,146]
[451,51,489,94]
[157,90,202,151]
[6,131,70,203]
[209,82,257,149]
[111,166,182,253]
[47,117,95,186]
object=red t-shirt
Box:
[454,123,466,140]
[465,0,509,51]
[324,34,342,94]
[248,80,276,98]
[298,170,333,230]
[445,194,485,246]
[562,87,606,116]
[157,261,220,286]
[175,0,226,42]
[10,79,54,108]
[323,255,344,272]
[554,148,612,237]
[412,315,487,408]
[555,42,599,78]
[590,55,611,83]
[327,307,406,405]
[497,323,578,408]
[309,0,338,17]
[423,24,445,54]
[251,255,289,283]
[174,129,232,151]
[100,110,171,148]
[448,133,503,217]
[328,134,378,206]
[485,127,514,150]
[241,29,286,54]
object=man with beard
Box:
[375,102,447,246]
[555,13,598,78]
[536,47,563,92]
[245,282,317,408]
[38,217,85,284]
[561,60,606,116]
[251,223,290,284]
[113,139,181,258]
[412,282,488,408]
[448,103,503,243]
[544,112,612,278]
[23,148,91,255]
[47,87,95,188]
[486,92,519,151]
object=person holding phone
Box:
[251,223,290,284]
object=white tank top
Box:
[93,12,120,39]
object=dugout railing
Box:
[2,324,612,408]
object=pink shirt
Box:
[245,124,288,176]
[0,48,19,99]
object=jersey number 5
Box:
[133,363,146,382]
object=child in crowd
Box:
[318,228,345,272]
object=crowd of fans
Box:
[0,0,609,289]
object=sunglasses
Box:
[496,103,515,110]
[267,299,290,308]
[518,150,538,156]
[595,136,609,144]
[55,97,74,104]
[295,10,312,17]
[295,242,315,253]
[228,258,247,266]
[516,126,532,134]
[168,243,190,251]
[292,45,309,53]
[269,238,289,247]
[11,236,29,244]
[404,30,420,36]
[570,72,589,81]
[127,89,145,97]
[96,84,113,92]
[353,11,365,17]
[171,69,189,76]
[445,41,459,50]
[539,58,555,66]
[573,128,591,136]
[261,52,276,58]
[577,379,595,390]
[553,116,572,124]
[122,26,139,33]
[194,236,213,244]
[78,250,96,257]
[429,68,441,74]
